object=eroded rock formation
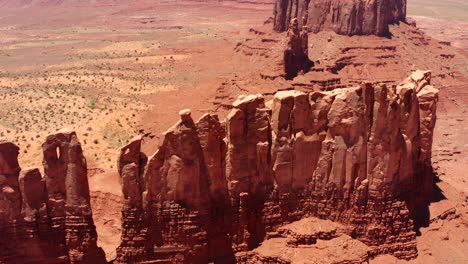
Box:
[116,71,439,263]
[116,110,234,263]
[273,0,407,36]
[0,140,22,262]
[0,129,105,264]
[245,217,371,263]
[115,135,148,263]
[0,70,439,263]
[284,17,313,79]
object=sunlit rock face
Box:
[274,0,407,36]
[115,71,438,263]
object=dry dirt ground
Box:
[0,0,466,263]
[407,0,468,51]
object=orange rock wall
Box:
[273,0,406,36]
[115,72,438,263]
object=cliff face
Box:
[273,0,407,36]
[0,71,439,263]
[0,130,105,264]
[115,71,439,263]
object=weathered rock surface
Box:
[0,140,21,222]
[115,135,148,263]
[116,71,439,263]
[249,235,371,263]
[0,139,22,263]
[117,110,235,263]
[245,218,370,263]
[284,17,313,79]
[277,217,351,245]
[274,0,407,36]
[0,71,439,263]
[0,130,105,264]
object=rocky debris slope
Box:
[115,71,439,263]
[234,20,461,94]
[245,217,371,263]
[0,130,105,264]
[273,0,407,36]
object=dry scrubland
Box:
[407,0,468,51]
[0,20,158,169]
[0,2,270,171]
[408,0,468,21]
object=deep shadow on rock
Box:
[0,130,106,264]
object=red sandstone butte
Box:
[115,71,439,263]
[274,0,407,36]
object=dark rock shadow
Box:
[412,166,447,236]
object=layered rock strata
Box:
[273,0,407,36]
[116,71,439,263]
[115,110,234,263]
[0,130,105,264]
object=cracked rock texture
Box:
[115,71,439,263]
